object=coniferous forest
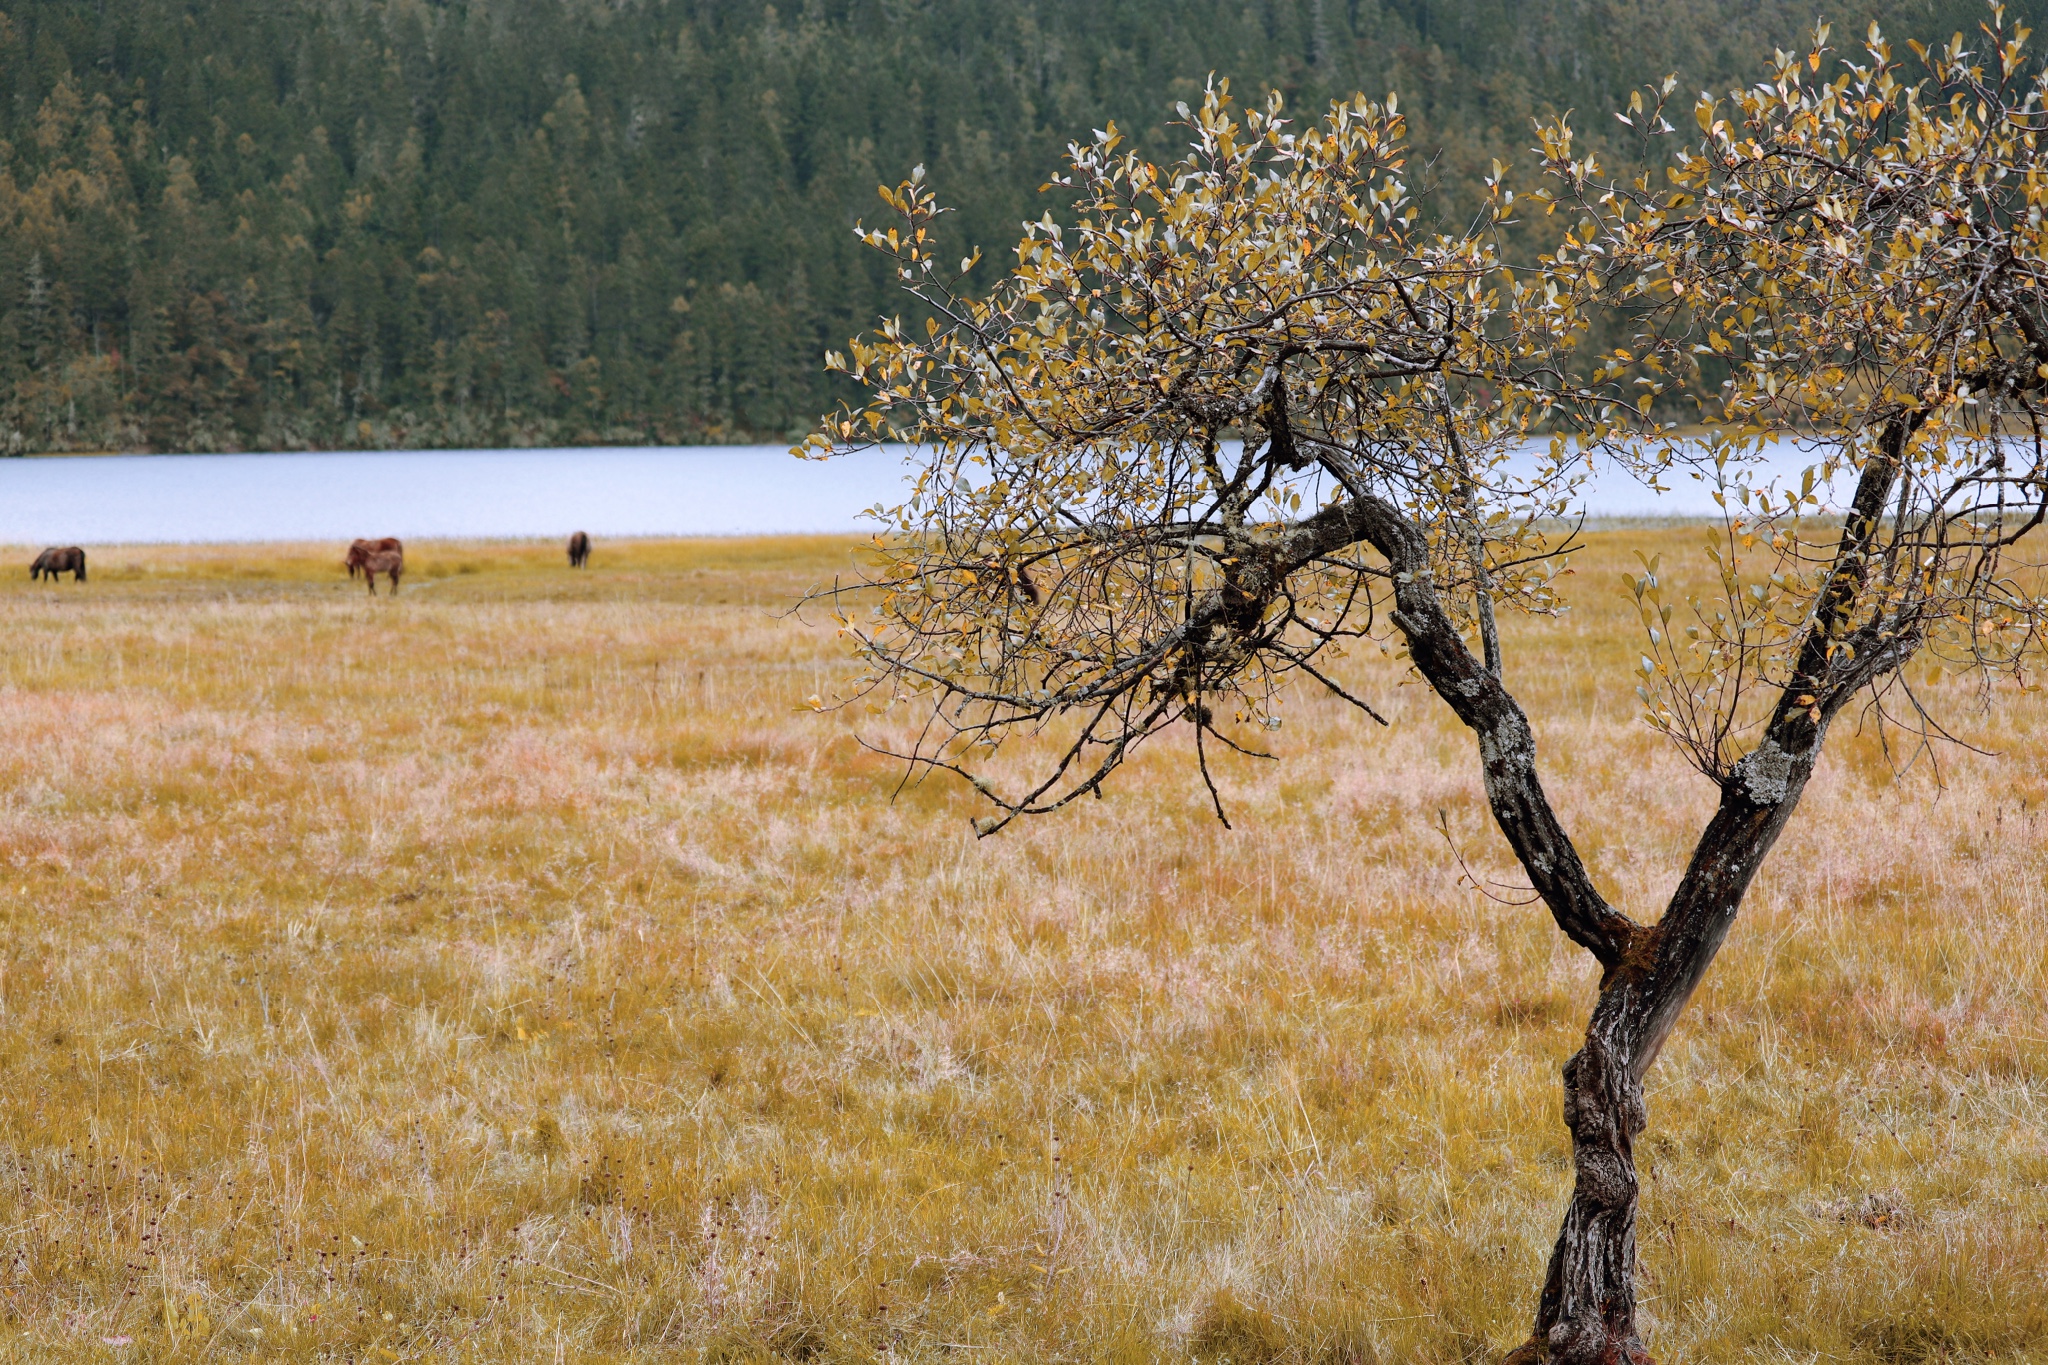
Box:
[0,0,2037,453]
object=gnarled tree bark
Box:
[1301,438,1921,1364]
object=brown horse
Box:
[361,547,404,596]
[567,531,591,568]
[29,547,86,582]
[345,537,403,579]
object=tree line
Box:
[0,0,2033,453]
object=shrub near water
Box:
[0,534,2041,1362]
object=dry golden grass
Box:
[0,531,2042,1364]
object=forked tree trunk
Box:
[1505,774,1818,1365]
[1498,426,1919,1362]
[1281,446,1910,1362]
[1329,502,1837,1362]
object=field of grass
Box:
[0,532,2042,1364]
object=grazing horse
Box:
[360,547,404,596]
[345,537,403,580]
[29,547,86,582]
[567,531,591,568]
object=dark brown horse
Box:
[29,547,86,582]
[567,531,591,568]
[345,537,403,580]
[360,547,404,596]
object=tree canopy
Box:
[810,11,2048,1360]
[2,0,2040,452]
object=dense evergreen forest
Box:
[0,0,2037,453]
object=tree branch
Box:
[1285,485,1644,969]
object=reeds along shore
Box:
[0,533,2042,1363]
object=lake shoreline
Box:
[0,439,1875,544]
[0,516,1743,552]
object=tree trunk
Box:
[1502,779,1815,1364]
[1324,478,1894,1364]
[1517,1033,1651,1365]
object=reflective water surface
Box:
[0,438,1852,544]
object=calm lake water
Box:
[0,440,1843,544]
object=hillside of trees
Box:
[0,0,2036,453]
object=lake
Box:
[0,439,1844,544]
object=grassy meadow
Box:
[0,532,2042,1364]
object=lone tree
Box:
[805,15,2048,1363]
